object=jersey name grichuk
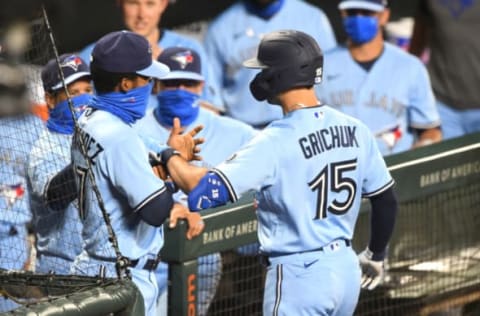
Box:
[298,125,359,159]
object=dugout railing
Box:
[162,132,480,316]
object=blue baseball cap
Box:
[157,47,204,82]
[42,54,90,92]
[338,0,388,12]
[91,30,169,79]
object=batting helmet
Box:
[243,30,323,102]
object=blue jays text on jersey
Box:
[299,125,359,159]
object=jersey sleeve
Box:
[212,132,276,202]
[315,10,337,51]
[408,61,441,130]
[361,128,395,198]
[101,136,167,212]
[28,139,68,198]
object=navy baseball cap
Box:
[41,54,90,92]
[338,0,388,12]
[91,30,169,79]
[157,47,204,81]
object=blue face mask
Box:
[154,89,200,128]
[244,0,285,19]
[47,93,93,134]
[343,15,379,44]
[92,82,153,124]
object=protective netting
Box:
[195,182,480,316]
[0,11,132,314]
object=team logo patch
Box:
[0,183,25,208]
[171,50,194,69]
[376,125,402,150]
[61,55,83,71]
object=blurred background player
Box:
[409,0,480,139]
[0,52,44,312]
[78,0,222,109]
[203,0,337,128]
[134,46,257,315]
[70,30,204,315]
[316,0,441,156]
[160,29,398,315]
[27,54,93,274]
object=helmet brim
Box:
[243,57,269,69]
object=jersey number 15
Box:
[308,158,357,220]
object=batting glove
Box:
[358,248,384,290]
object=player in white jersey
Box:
[70,31,204,315]
[28,54,92,274]
[135,46,257,315]
[204,0,337,128]
[78,0,221,109]
[157,30,399,315]
[316,0,442,156]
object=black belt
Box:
[259,239,351,267]
[130,258,159,271]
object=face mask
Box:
[154,89,200,128]
[47,93,93,134]
[244,0,285,19]
[92,82,153,124]
[343,15,379,44]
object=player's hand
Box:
[358,248,384,290]
[168,203,205,240]
[167,117,204,161]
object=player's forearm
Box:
[368,187,398,260]
[166,155,208,193]
[413,127,442,148]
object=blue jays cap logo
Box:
[60,55,83,71]
[171,50,194,69]
[0,183,25,208]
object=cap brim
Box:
[243,57,269,69]
[51,71,91,90]
[338,1,384,12]
[137,60,170,79]
[160,70,204,81]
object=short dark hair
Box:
[90,62,137,94]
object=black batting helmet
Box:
[243,30,323,102]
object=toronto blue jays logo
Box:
[438,0,474,18]
[0,183,25,208]
[60,55,83,71]
[171,50,194,69]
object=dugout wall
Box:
[162,132,480,316]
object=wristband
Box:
[160,148,180,166]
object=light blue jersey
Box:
[71,109,166,266]
[135,107,257,316]
[214,105,394,254]
[316,43,440,155]
[204,0,337,126]
[27,130,83,274]
[0,114,43,312]
[78,30,222,108]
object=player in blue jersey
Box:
[70,31,205,315]
[27,54,93,275]
[78,0,221,109]
[316,0,442,156]
[0,60,45,312]
[203,0,337,128]
[157,30,399,315]
[135,46,257,315]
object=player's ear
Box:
[378,9,390,26]
[44,92,57,110]
[119,77,133,92]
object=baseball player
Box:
[158,30,399,315]
[27,54,92,275]
[0,61,44,312]
[134,46,257,315]
[204,0,337,128]
[78,0,222,109]
[316,0,441,156]
[70,31,204,315]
